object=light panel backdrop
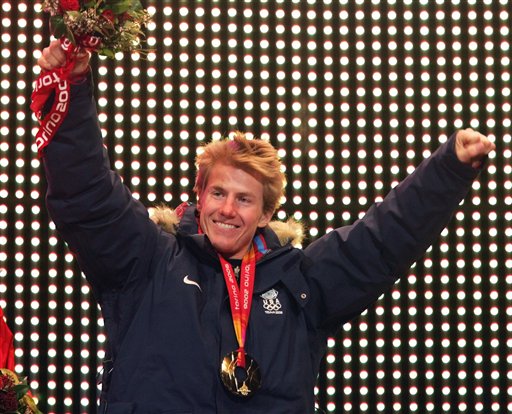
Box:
[1,1,511,413]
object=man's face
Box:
[197,163,272,259]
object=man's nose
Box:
[219,197,236,217]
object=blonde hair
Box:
[194,132,286,216]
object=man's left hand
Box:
[455,128,496,169]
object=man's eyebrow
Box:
[209,185,254,198]
[209,185,223,191]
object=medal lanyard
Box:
[218,243,257,369]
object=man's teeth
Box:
[216,222,237,229]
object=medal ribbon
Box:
[219,244,257,369]
[31,36,100,157]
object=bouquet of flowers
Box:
[32,0,152,155]
[0,369,42,414]
[40,0,152,58]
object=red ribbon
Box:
[219,244,257,368]
[31,36,100,157]
[30,37,78,157]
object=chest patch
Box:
[260,289,283,315]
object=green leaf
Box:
[13,382,29,399]
[106,0,144,14]
[66,10,80,19]
[99,48,116,59]
[106,0,131,14]
[49,15,64,35]
[50,15,76,44]
[130,0,145,12]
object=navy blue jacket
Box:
[43,77,480,413]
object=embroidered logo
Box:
[260,289,283,315]
[183,275,202,292]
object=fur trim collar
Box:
[149,205,304,247]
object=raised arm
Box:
[304,132,494,329]
[38,40,160,293]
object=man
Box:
[37,40,494,413]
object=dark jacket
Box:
[43,76,480,413]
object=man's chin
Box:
[211,242,235,258]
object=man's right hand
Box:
[37,39,91,78]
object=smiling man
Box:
[37,40,494,413]
[198,164,270,259]
[195,138,279,260]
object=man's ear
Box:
[257,211,272,228]
[196,194,202,212]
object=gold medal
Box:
[220,351,261,397]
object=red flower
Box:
[0,374,12,390]
[102,9,115,23]
[60,0,80,11]
[121,11,133,22]
[0,389,18,412]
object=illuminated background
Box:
[0,0,510,412]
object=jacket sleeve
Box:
[42,74,160,294]
[304,135,480,330]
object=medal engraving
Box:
[220,351,261,397]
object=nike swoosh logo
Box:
[183,275,202,292]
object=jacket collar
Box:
[151,203,307,297]
[149,202,303,252]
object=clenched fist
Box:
[37,39,91,78]
[455,129,496,169]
